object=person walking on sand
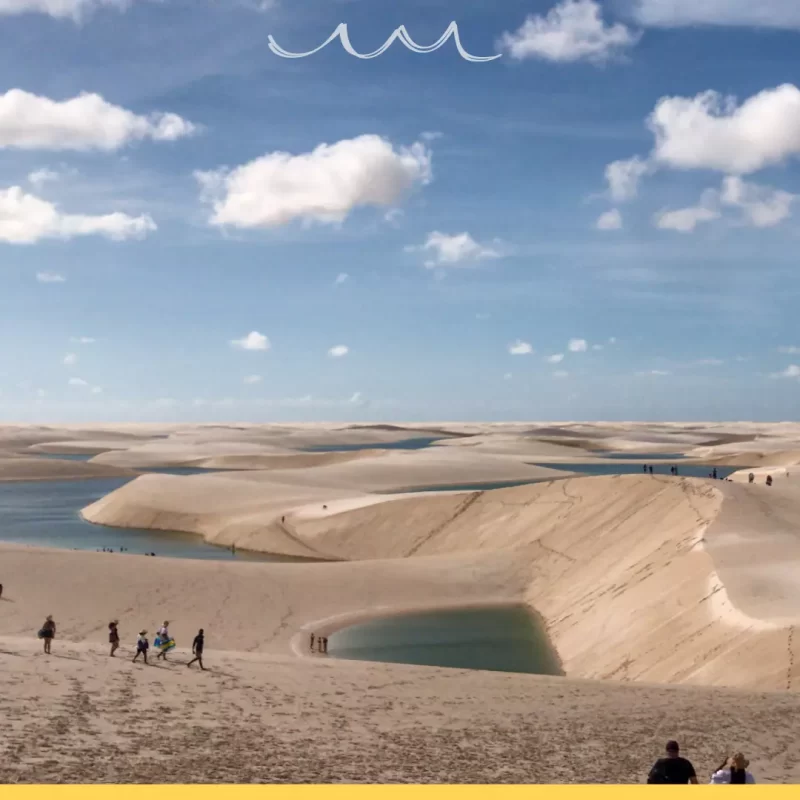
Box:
[109,620,120,657]
[187,629,205,670]
[710,752,756,784]
[38,615,56,654]
[648,465,654,475]
[766,475,773,487]
[647,740,698,784]
[133,630,149,664]
[155,621,173,660]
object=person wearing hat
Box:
[710,752,756,784]
[647,741,698,784]
[133,630,150,664]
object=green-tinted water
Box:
[327,606,562,675]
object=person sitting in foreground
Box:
[647,740,698,784]
[710,753,756,784]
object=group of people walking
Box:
[647,740,756,784]
[37,616,206,669]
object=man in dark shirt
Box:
[647,741,698,784]
[187,628,205,670]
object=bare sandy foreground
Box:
[2,422,800,783]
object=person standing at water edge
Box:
[109,620,120,657]
[133,630,149,664]
[647,740,698,784]
[187,629,205,670]
[38,615,56,654]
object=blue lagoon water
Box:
[0,478,310,562]
[327,606,562,675]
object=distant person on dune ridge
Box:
[647,740,698,784]
[748,473,755,484]
[710,752,756,784]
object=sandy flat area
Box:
[4,422,800,783]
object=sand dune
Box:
[0,455,137,482]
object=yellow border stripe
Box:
[2,788,797,796]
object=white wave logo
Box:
[268,22,502,62]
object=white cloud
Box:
[771,365,800,379]
[595,208,623,230]
[63,352,77,366]
[28,167,60,187]
[499,0,640,63]
[503,372,513,380]
[68,377,87,386]
[719,176,794,228]
[509,340,534,355]
[553,370,569,379]
[692,358,724,366]
[384,208,404,225]
[0,89,195,151]
[70,336,95,344]
[591,344,604,351]
[90,385,103,394]
[654,199,720,233]
[632,0,800,30]
[334,272,349,285]
[0,186,156,244]
[637,369,670,376]
[0,1,134,20]
[605,156,649,201]
[243,374,262,384]
[196,135,431,229]
[410,231,503,269]
[778,346,800,354]
[568,338,588,352]
[36,271,65,283]
[230,331,270,351]
[328,345,349,358]
[546,353,565,364]
[648,85,800,175]
[608,336,617,344]
[420,131,443,142]
[349,391,366,406]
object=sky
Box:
[2,0,800,423]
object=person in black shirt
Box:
[187,629,205,670]
[647,740,698,784]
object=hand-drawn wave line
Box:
[267,22,502,62]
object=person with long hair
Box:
[710,753,756,784]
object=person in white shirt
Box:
[710,753,756,784]
[156,621,171,660]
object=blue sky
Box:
[2,0,800,423]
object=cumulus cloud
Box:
[0,1,135,20]
[771,365,800,379]
[349,391,367,407]
[243,374,262,384]
[409,231,503,269]
[0,89,195,151]
[648,85,800,175]
[654,203,720,233]
[499,0,640,63]
[36,271,65,282]
[28,167,60,187]
[63,353,77,366]
[334,272,349,285]
[605,156,649,201]
[719,176,794,227]
[595,208,622,230]
[230,331,270,351]
[568,338,588,352]
[0,186,156,244]
[90,385,103,394]
[778,345,800,354]
[68,377,87,386]
[655,177,793,233]
[196,135,431,229]
[328,345,349,358]
[546,353,565,363]
[632,0,800,29]
[509,340,534,355]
